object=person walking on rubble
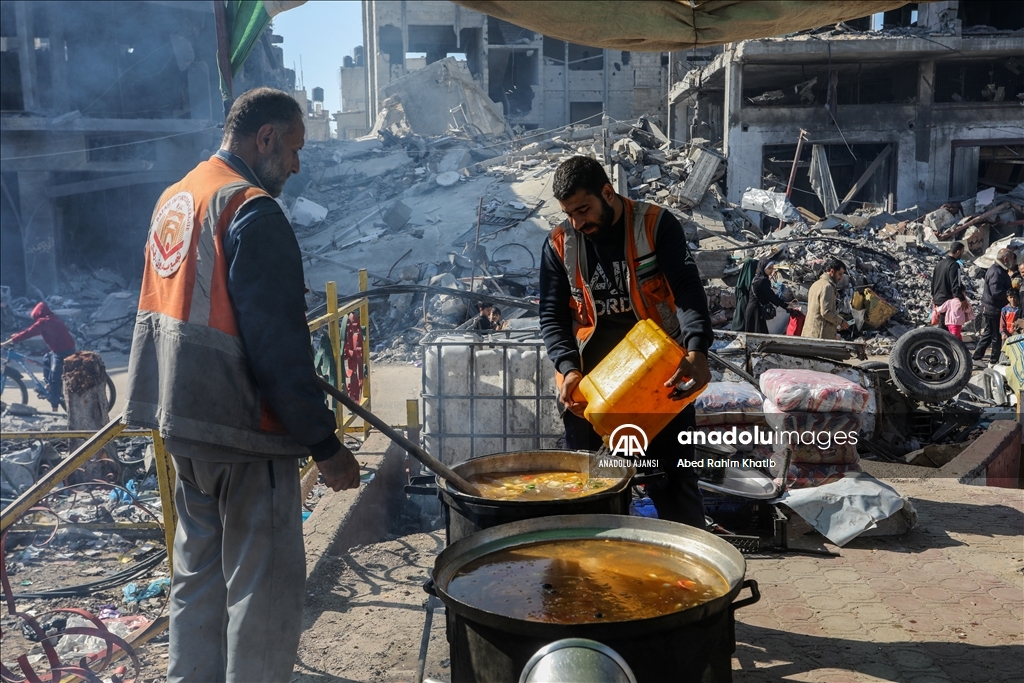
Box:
[743,259,798,334]
[802,258,850,339]
[539,156,712,528]
[936,294,974,341]
[975,248,1015,366]
[931,241,968,325]
[123,87,360,683]
[2,302,76,410]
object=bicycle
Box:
[1,346,116,410]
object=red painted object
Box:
[786,309,806,336]
[343,312,364,401]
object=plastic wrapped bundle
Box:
[764,399,861,465]
[759,369,870,413]
[694,381,766,426]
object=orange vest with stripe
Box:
[548,197,682,370]
[123,156,307,456]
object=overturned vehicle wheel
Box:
[888,327,972,403]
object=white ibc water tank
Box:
[420,331,563,464]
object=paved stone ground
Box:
[733,477,1024,682]
[293,475,1022,682]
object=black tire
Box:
[105,373,117,409]
[2,366,29,405]
[858,361,890,372]
[889,327,973,402]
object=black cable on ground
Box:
[2,549,166,600]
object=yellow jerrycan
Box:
[573,319,705,445]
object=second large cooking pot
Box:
[427,514,760,683]
[436,450,635,544]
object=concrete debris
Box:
[374,57,509,139]
[277,85,1024,364]
[290,197,329,227]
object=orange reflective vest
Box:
[123,156,307,456]
[548,197,683,370]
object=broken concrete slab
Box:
[291,197,329,227]
[377,57,508,138]
[676,146,725,208]
[381,201,412,231]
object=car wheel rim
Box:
[908,341,957,382]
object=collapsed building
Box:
[668,1,1024,216]
[337,0,718,139]
[0,0,327,301]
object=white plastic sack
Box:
[759,369,869,413]
[740,188,801,223]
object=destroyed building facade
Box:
[0,1,305,299]
[669,1,1024,217]
[340,0,711,139]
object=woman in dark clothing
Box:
[743,260,793,333]
[731,257,759,331]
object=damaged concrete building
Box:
[340,0,706,139]
[669,1,1024,218]
[0,1,306,299]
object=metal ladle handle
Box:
[315,377,482,497]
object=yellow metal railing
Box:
[0,421,178,570]
[307,272,372,439]
[0,275,376,679]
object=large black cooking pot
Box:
[427,514,760,683]
[435,451,635,544]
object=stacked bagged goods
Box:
[759,369,870,413]
[694,381,765,426]
[758,369,869,478]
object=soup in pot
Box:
[465,470,620,501]
[446,537,729,623]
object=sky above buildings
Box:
[272,1,364,123]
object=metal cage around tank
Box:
[420,329,563,465]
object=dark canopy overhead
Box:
[453,1,915,51]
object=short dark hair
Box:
[552,156,612,201]
[1008,289,1019,300]
[491,307,501,316]
[826,258,847,274]
[223,87,303,142]
[478,302,492,311]
[949,241,965,255]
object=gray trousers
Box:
[168,454,305,683]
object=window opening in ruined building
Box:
[58,179,163,281]
[407,25,458,65]
[953,143,1024,198]
[405,52,427,72]
[487,16,534,46]
[882,4,917,29]
[959,1,1024,30]
[934,59,1024,103]
[570,101,603,126]
[458,28,483,78]
[488,48,538,120]
[378,24,403,69]
[762,142,896,218]
[567,43,603,71]
[542,36,565,63]
[621,51,631,66]
[743,62,917,106]
[0,172,27,297]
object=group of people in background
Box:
[736,256,849,340]
[471,302,507,331]
[931,240,1024,366]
